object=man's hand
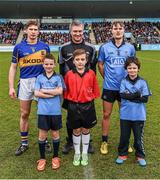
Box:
[9,88,17,99]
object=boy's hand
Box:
[134,91,141,98]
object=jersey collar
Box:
[43,71,56,80]
[72,67,89,77]
[111,38,125,48]
[126,75,140,84]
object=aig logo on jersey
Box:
[110,57,126,67]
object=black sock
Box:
[53,138,60,158]
[66,122,73,143]
[102,135,108,142]
[38,140,46,159]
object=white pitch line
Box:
[83,160,95,179]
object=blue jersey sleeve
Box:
[141,80,151,96]
[45,44,50,53]
[58,75,66,90]
[131,45,136,57]
[12,45,19,63]
[120,79,126,93]
[98,45,105,62]
[34,76,41,91]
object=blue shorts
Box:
[38,115,62,131]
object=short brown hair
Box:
[111,21,124,29]
[69,19,84,32]
[25,20,40,30]
[124,57,141,69]
[73,49,87,60]
[44,53,56,63]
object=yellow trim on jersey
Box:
[18,50,46,68]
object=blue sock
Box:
[38,140,46,159]
[52,139,60,158]
[102,135,108,142]
[21,132,28,145]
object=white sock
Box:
[73,134,81,154]
[82,133,90,154]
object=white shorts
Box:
[17,77,36,100]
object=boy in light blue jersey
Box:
[116,57,151,166]
[98,21,136,154]
[34,53,64,171]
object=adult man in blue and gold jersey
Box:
[98,21,136,155]
[8,20,50,156]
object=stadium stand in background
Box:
[0,19,159,47]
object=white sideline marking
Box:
[83,160,95,179]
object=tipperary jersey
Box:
[98,39,135,90]
[12,40,50,79]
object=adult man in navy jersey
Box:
[98,21,136,154]
[59,20,97,154]
[8,20,50,156]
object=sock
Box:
[45,138,48,144]
[66,123,73,143]
[38,140,46,159]
[52,138,60,158]
[102,135,108,142]
[82,132,90,154]
[21,132,28,146]
[73,134,81,154]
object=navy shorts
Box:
[38,115,62,131]
[67,100,97,129]
[101,89,121,103]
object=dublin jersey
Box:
[35,72,63,115]
[120,76,151,121]
[98,39,135,90]
[12,40,50,79]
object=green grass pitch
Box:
[0,51,160,179]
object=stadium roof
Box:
[0,0,160,18]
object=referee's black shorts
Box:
[67,100,97,129]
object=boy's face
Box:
[43,58,55,74]
[127,63,139,79]
[112,24,124,40]
[73,53,87,70]
[26,25,39,41]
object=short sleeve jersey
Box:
[98,39,135,90]
[12,40,50,79]
[120,76,151,121]
[35,73,63,115]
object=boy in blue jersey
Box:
[8,20,51,156]
[35,53,63,171]
[98,21,136,154]
[116,57,151,166]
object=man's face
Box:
[70,24,84,44]
[26,25,39,41]
[112,24,124,40]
